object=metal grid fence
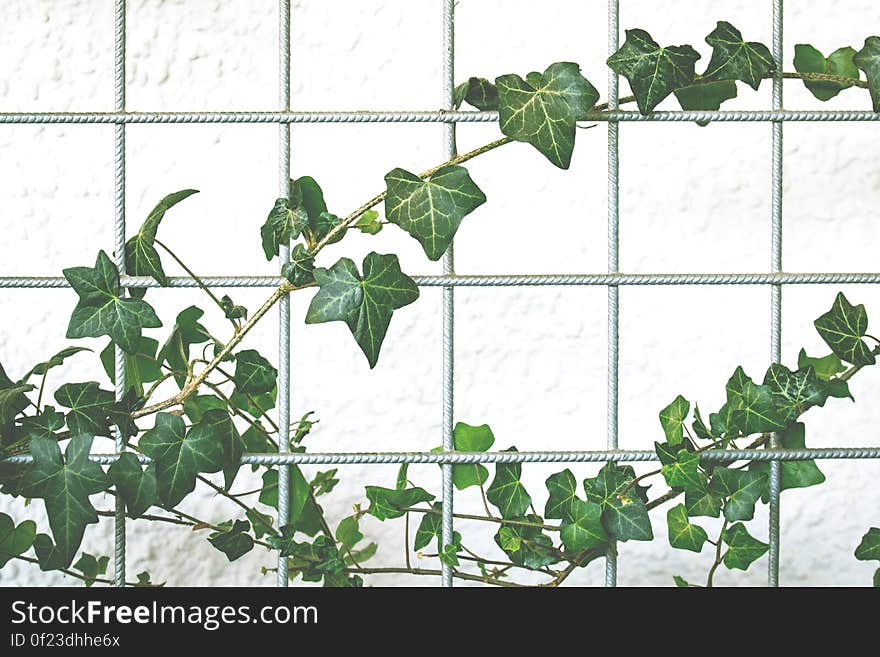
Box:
[4,0,880,588]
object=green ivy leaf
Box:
[673,575,693,588]
[292,176,345,248]
[139,413,224,509]
[763,363,832,421]
[73,552,109,587]
[544,469,580,522]
[351,209,383,235]
[182,394,226,424]
[453,77,499,110]
[724,366,788,435]
[194,409,245,491]
[723,523,769,571]
[659,395,690,446]
[0,512,37,568]
[20,347,92,382]
[335,515,364,550]
[100,337,161,398]
[450,422,494,490]
[0,384,33,432]
[493,516,560,570]
[20,434,110,567]
[751,423,826,503]
[384,165,486,260]
[703,21,775,90]
[661,449,707,494]
[794,45,860,101]
[365,486,434,521]
[261,197,309,261]
[691,404,714,440]
[496,62,599,168]
[19,407,65,441]
[560,498,609,554]
[853,37,880,112]
[54,382,114,437]
[486,449,532,518]
[685,488,722,518]
[708,467,766,522]
[413,504,442,552]
[856,528,880,561]
[814,292,875,366]
[395,463,408,490]
[219,295,248,321]
[281,244,316,287]
[108,453,157,519]
[667,503,708,552]
[64,251,162,353]
[797,349,846,381]
[230,388,276,420]
[138,189,201,243]
[585,462,653,542]
[233,349,277,395]
[208,519,254,562]
[256,467,314,521]
[305,252,419,368]
[607,29,700,114]
[246,508,274,539]
[674,79,738,125]
[310,469,339,497]
[158,306,212,387]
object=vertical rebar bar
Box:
[112,0,127,589]
[605,0,620,588]
[769,0,784,588]
[440,0,456,589]
[276,0,292,588]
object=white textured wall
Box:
[1,0,879,587]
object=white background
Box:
[1,0,879,587]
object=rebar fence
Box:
[3,0,880,588]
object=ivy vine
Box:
[1,22,879,587]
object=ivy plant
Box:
[1,21,879,587]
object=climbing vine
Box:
[1,22,879,587]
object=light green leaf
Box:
[64,251,162,353]
[310,469,339,497]
[108,453,157,519]
[585,462,653,542]
[335,515,364,550]
[560,498,609,554]
[723,523,769,571]
[703,21,775,90]
[673,575,693,588]
[794,45,860,101]
[814,292,875,366]
[659,395,690,446]
[365,486,434,521]
[667,503,708,552]
[855,527,880,562]
[751,423,826,502]
[496,62,599,168]
[20,434,110,567]
[708,467,766,522]
[453,77,499,110]
[233,349,277,395]
[661,449,707,494]
[384,165,486,260]
[450,422,494,490]
[797,349,846,381]
[208,519,254,562]
[544,469,580,522]
[0,512,37,568]
[486,449,531,519]
[853,37,880,112]
[281,243,316,287]
[352,210,383,235]
[72,552,109,587]
[306,252,419,368]
[607,29,700,114]
[54,382,113,437]
[139,412,224,509]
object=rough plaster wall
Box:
[1,0,879,587]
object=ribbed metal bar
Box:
[605,0,620,589]
[276,0,292,589]
[1,110,879,124]
[8,447,880,466]
[440,0,456,589]
[768,0,785,589]
[112,0,127,590]
[7,271,880,289]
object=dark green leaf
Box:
[584,462,653,542]
[673,575,693,588]
[724,366,787,434]
[814,292,875,366]
[219,295,247,321]
[365,486,434,521]
[797,349,846,381]
[674,80,738,125]
[20,435,110,567]
[607,29,700,114]
[233,349,277,395]
[32,533,67,571]
[293,176,345,247]
[344,543,377,567]
[413,504,441,551]
[545,469,580,522]
[486,449,531,518]
[100,337,161,397]
[20,347,92,382]
[72,552,109,587]
[305,252,419,368]
[158,306,212,387]
[751,423,826,502]
[138,189,200,243]
[493,516,559,570]
[64,250,162,353]
[667,503,708,552]
[108,453,157,519]
[193,409,245,491]
[0,384,33,431]
[560,498,609,553]
[496,62,599,167]
[139,412,224,509]
[291,411,317,444]
[855,527,880,562]
[310,469,339,496]
[0,512,37,568]
[261,197,308,261]
[659,395,690,446]
[395,463,409,490]
[208,519,254,562]
[661,449,707,494]
[259,469,279,508]
[246,508,274,539]
[685,488,722,518]
[853,37,880,112]
[229,388,276,419]
[18,407,65,441]
[723,523,769,571]
[794,44,860,101]
[703,21,775,90]
[450,422,493,490]
[384,165,486,260]
[54,382,113,437]
[453,77,499,110]
[281,244,316,286]
[351,210,383,235]
[708,467,766,521]
[182,394,227,424]
[763,363,830,421]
